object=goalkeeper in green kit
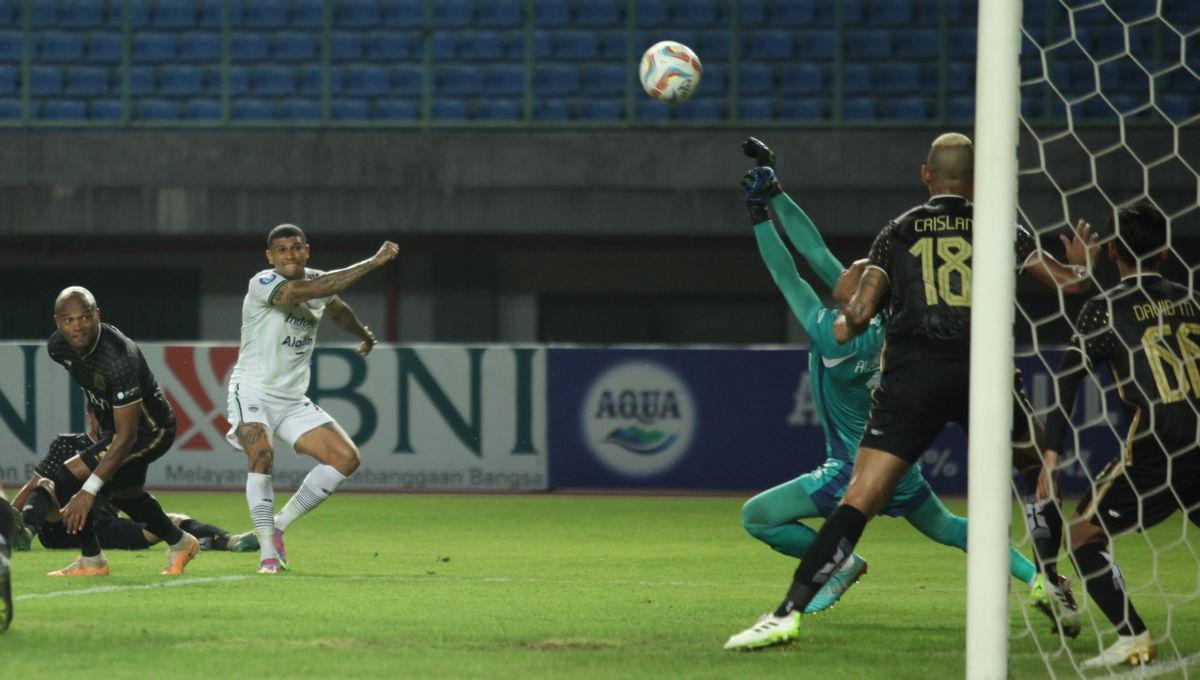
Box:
[725,138,1048,648]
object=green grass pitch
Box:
[3,493,1197,679]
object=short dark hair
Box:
[1109,201,1167,265]
[267,223,306,247]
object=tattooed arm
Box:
[834,266,889,343]
[273,241,398,307]
[327,296,379,356]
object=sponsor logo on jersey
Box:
[259,272,278,285]
[281,335,314,350]
[581,361,696,477]
[284,312,317,329]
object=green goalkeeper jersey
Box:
[755,194,887,462]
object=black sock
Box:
[20,486,52,536]
[1072,542,1146,637]
[774,504,867,617]
[77,517,101,558]
[178,519,227,547]
[113,494,183,546]
[1022,493,1063,582]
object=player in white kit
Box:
[226,224,398,573]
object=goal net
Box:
[1005,0,1200,676]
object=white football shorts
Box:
[225,381,335,452]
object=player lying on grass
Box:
[726,135,1095,651]
[728,138,1056,647]
[10,410,257,554]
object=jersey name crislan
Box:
[229,267,330,399]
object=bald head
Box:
[921,133,974,197]
[54,286,97,315]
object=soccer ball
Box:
[638,41,702,103]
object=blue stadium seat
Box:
[182,98,221,119]
[947,0,978,24]
[458,30,504,61]
[331,32,364,61]
[738,98,772,120]
[30,65,61,95]
[275,32,318,62]
[949,28,976,57]
[292,0,325,28]
[893,29,939,59]
[132,32,176,62]
[1159,94,1192,121]
[39,32,85,62]
[577,98,623,120]
[0,0,15,27]
[868,0,913,26]
[582,63,626,95]
[0,64,14,94]
[30,0,57,26]
[600,31,627,59]
[842,64,871,94]
[40,99,87,119]
[674,0,717,26]
[178,32,221,62]
[252,65,295,95]
[739,0,765,27]
[1162,2,1200,32]
[431,98,468,119]
[795,29,835,59]
[0,32,21,61]
[534,0,569,27]
[153,0,197,28]
[392,64,422,94]
[845,30,891,59]
[374,98,419,119]
[366,31,416,61]
[434,64,482,95]
[331,99,369,119]
[676,97,723,120]
[223,65,251,95]
[483,64,524,95]
[159,64,203,96]
[576,0,622,27]
[343,64,390,96]
[231,98,273,119]
[840,0,866,25]
[693,30,732,62]
[634,99,668,120]
[534,64,579,95]
[475,98,521,120]
[61,1,105,28]
[337,0,381,27]
[535,98,569,120]
[738,64,772,95]
[64,66,109,96]
[1077,27,1124,60]
[90,99,123,120]
[842,97,877,120]
[776,99,828,120]
[636,0,667,26]
[136,98,179,119]
[1100,59,1148,95]
[277,98,321,120]
[298,65,344,94]
[430,31,456,59]
[129,65,155,95]
[478,0,522,28]
[0,98,20,118]
[241,0,287,28]
[699,64,726,96]
[230,32,270,61]
[948,95,974,120]
[554,30,599,60]
[109,0,150,28]
[743,31,792,59]
[767,0,814,27]
[947,62,973,93]
[778,63,824,94]
[381,0,423,28]
[82,33,120,63]
[874,62,922,94]
[197,0,223,27]
[434,0,472,27]
[880,97,928,119]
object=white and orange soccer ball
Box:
[638,40,702,103]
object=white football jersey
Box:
[228,267,331,399]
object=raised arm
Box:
[771,192,844,291]
[754,222,824,330]
[835,267,889,343]
[327,296,379,356]
[1021,219,1098,295]
[274,241,398,307]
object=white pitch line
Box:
[14,575,250,601]
[1104,653,1200,680]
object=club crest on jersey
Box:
[94,373,105,391]
[259,272,278,285]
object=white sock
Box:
[246,472,276,561]
[275,465,347,532]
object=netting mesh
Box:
[1010,0,1200,676]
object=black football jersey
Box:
[1063,275,1200,458]
[47,323,174,436]
[867,195,1036,353]
[34,432,94,478]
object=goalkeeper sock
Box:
[246,472,277,561]
[1072,541,1147,637]
[178,518,227,549]
[275,465,347,532]
[774,504,867,617]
